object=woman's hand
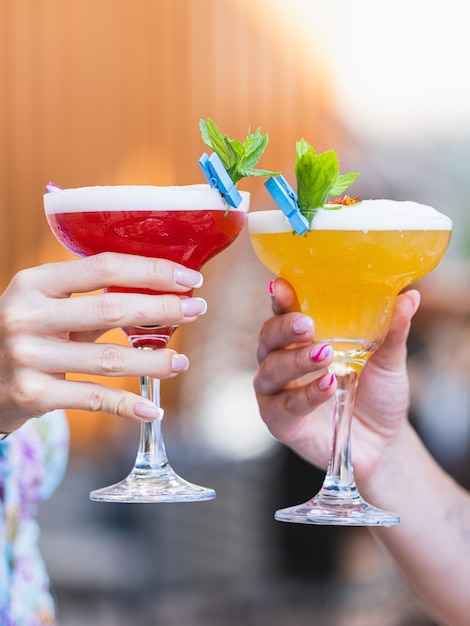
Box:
[255,279,470,626]
[254,278,420,487]
[0,252,206,432]
[254,278,336,469]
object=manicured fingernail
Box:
[175,267,203,288]
[269,280,276,296]
[181,297,207,316]
[134,402,164,420]
[318,373,335,390]
[292,315,314,334]
[411,290,421,314]
[310,344,333,362]
[172,353,190,372]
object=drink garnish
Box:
[265,175,310,235]
[200,119,278,183]
[45,182,63,193]
[295,139,359,222]
[199,152,243,208]
[329,195,361,206]
[264,139,360,234]
[199,118,279,209]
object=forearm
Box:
[364,425,470,626]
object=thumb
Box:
[373,289,421,369]
[270,278,300,315]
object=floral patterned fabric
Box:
[0,411,69,626]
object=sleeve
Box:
[0,410,69,625]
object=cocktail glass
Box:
[248,199,452,525]
[45,184,249,502]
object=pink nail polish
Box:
[310,344,332,362]
[292,316,314,334]
[134,402,163,420]
[318,373,335,390]
[181,297,207,317]
[172,353,189,372]
[175,267,203,288]
[269,280,275,296]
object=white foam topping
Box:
[44,184,250,214]
[248,199,452,233]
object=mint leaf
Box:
[200,119,279,184]
[296,138,310,160]
[238,167,278,178]
[330,172,360,196]
[294,139,359,221]
[200,119,239,171]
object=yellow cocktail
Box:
[250,200,451,361]
[248,198,452,525]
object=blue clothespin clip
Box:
[264,175,309,235]
[199,152,243,208]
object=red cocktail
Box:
[44,184,249,502]
[47,195,246,347]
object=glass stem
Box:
[134,376,169,472]
[319,364,363,501]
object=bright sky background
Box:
[277,0,470,141]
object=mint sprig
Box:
[295,139,359,222]
[199,118,279,184]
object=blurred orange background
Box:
[2,0,469,458]
[0,0,346,449]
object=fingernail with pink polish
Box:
[318,373,335,391]
[292,315,314,334]
[310,344,333,362]
[172,353,190,372]
[134,402,164,420]
[181,297,207,316]
[269,280,275,296]
[175,267,204,288]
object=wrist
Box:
[358,422,417,507]
[0,415,29,438]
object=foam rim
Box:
[248,200,453,233]
[44,184,250,214]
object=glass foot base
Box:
[275,496,400,527]
[89,466,216,503]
